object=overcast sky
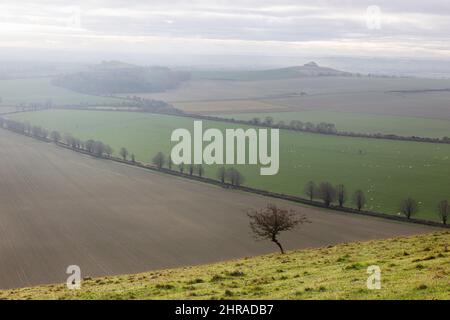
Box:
[1,0,450,59]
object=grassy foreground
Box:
[1,232,448,300]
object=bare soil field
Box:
[0,130,436,289]
[121,77,450,118]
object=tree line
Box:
[186,114,450,144]
[150,151,245,187]
[303,181,449,225]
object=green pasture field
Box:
[9,109,450,221]
[0,78,118,106]
[221,111,450,139]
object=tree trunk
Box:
[272,238,285,254]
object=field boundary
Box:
[48,106,450,145]
[1,125,448,229]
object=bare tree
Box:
[400,197,419,219]
[252,117,260,125]
[304,181,316,201]
[50,130,61,143]
[336,184,346,207]
[197,164,204,177]
[152,152,165,170]
[85,139,95,153]
[353,190,366,211]
[264,116,274,126]
[168,155,173,170]
[64,133,74,147]
[318,182,336,207]
[119,147,128,161]
[437,200,449,225]
[104,145,113,157]
[93,141,105,157]
[247,204,310,254]
[217,166,226,183]
[226,167,245,186]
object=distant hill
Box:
[192,62,353,81]
[52,61,191,95]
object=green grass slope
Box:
[1,232,448,300]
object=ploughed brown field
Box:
[0,129,436,289]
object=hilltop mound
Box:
[192,62,353,81]
[277,62,352,77]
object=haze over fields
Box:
[0,0,450,300]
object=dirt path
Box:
[0,130,437,289]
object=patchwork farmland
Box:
[9,109,450,220]
[0,129,437,289]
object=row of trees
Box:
[0,119,119,159]
[304,181,366,210]
[304,181,449,224]
[150,151,246,186]
[188,113,450,144]
[400,197,449,224]
[248,117,338,134]
[60,133,114,158]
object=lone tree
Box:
[336,184,346,207]
[217,167,226,183]
[304,181,316,201]
[353,190,366,211]
[400,197,419,219]
[119,147,128,161]
[247,204,310,254]
[152,152,165,170]
[437,200,449,225]
[318,182,336,207]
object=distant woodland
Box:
[52,61,190,95]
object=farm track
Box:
[0,130,437,289]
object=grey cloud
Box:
[1,0,450,57]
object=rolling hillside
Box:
[192,62,353,81]
[1,231,448,300]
